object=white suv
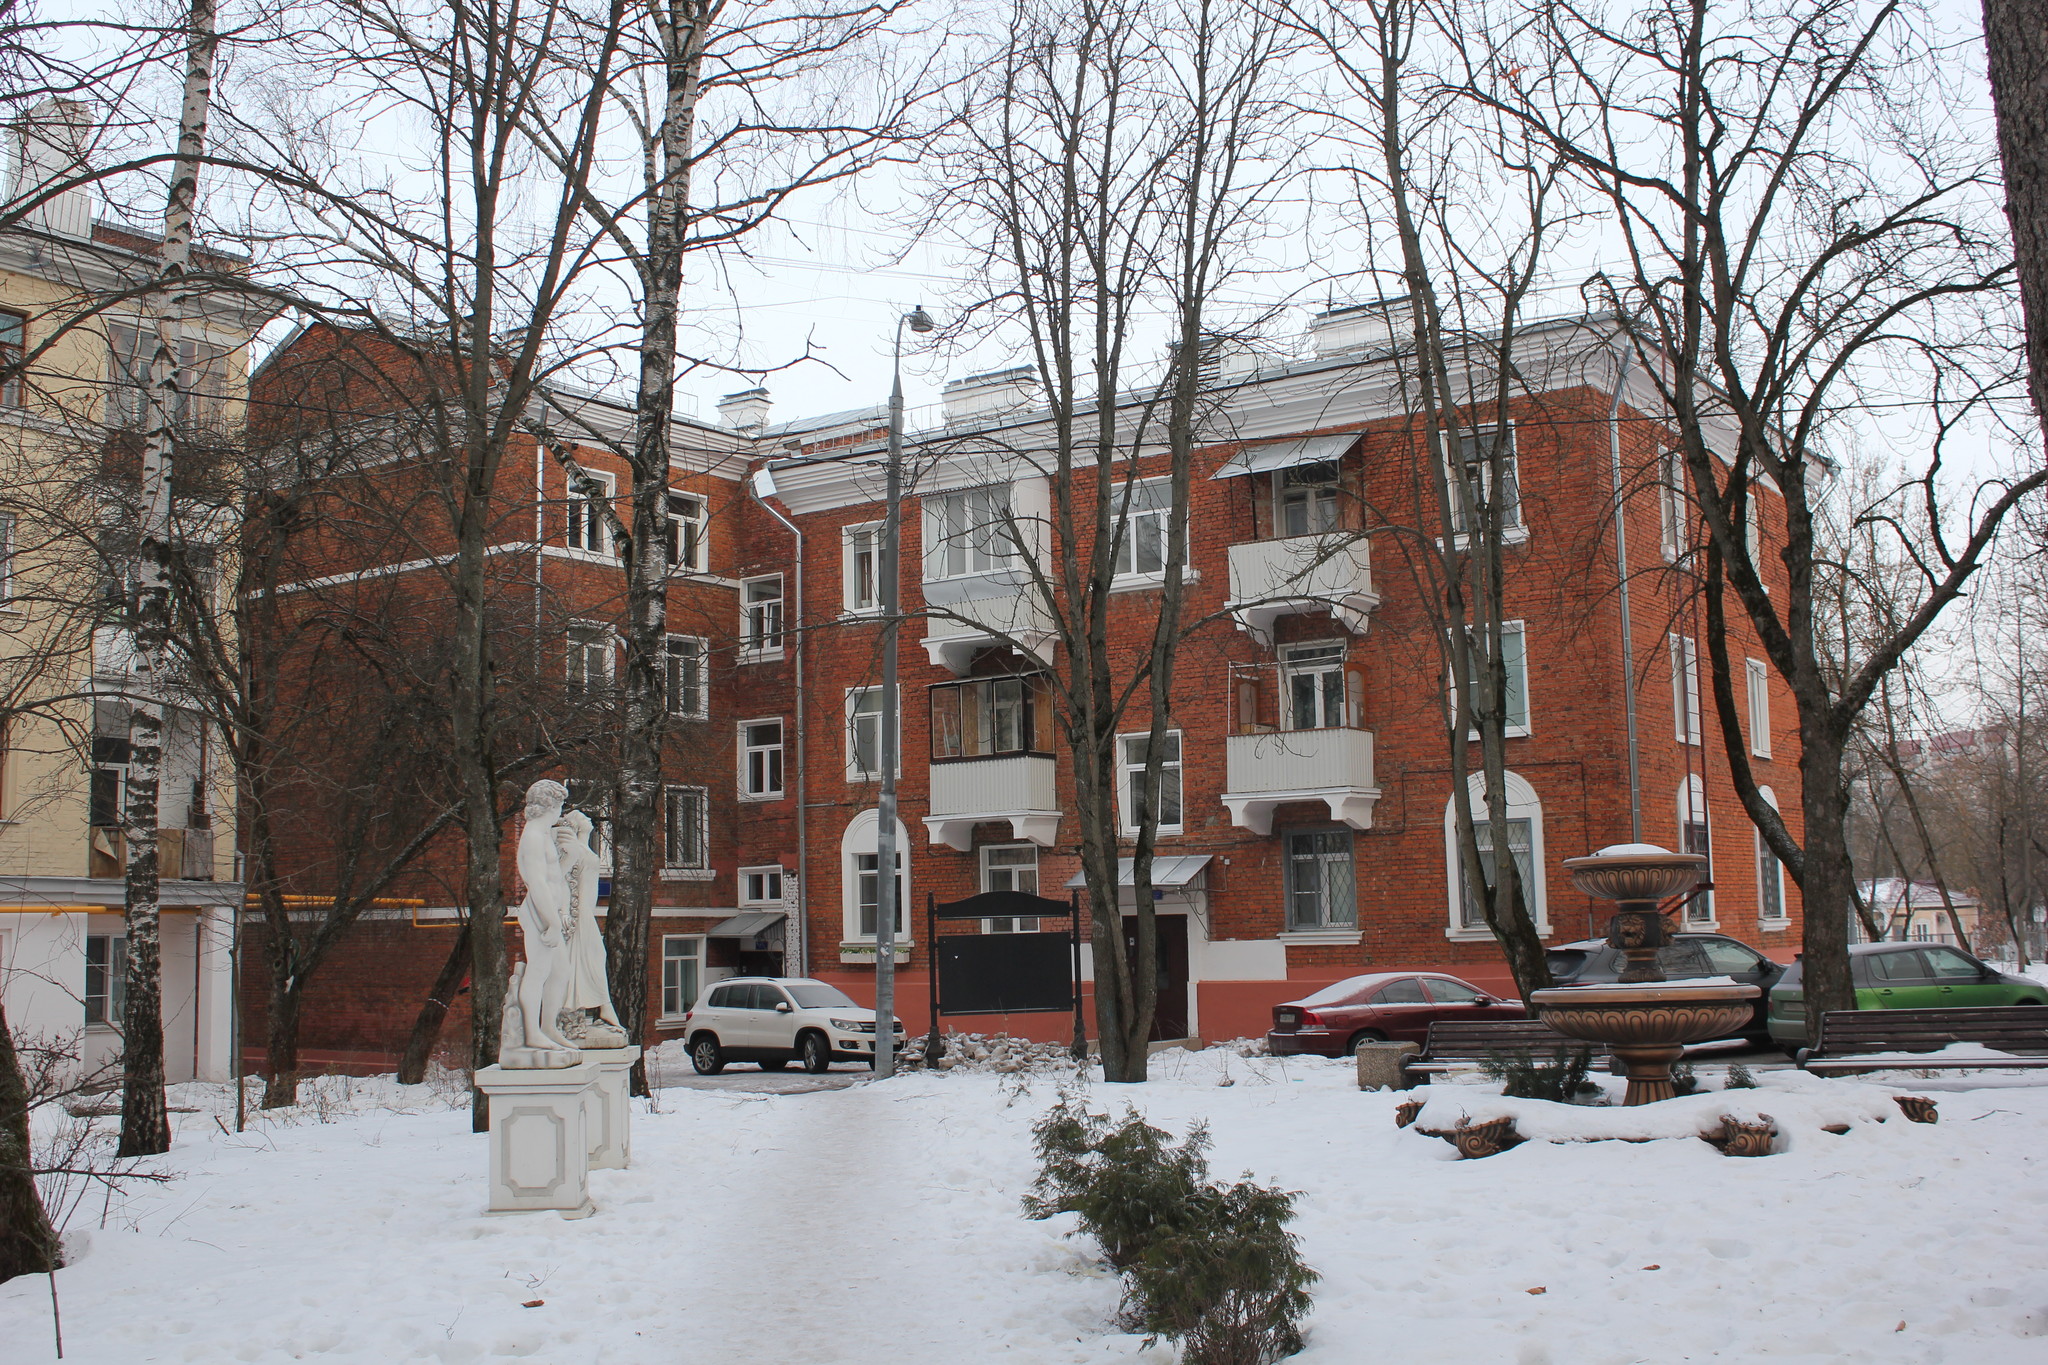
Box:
[683,977,908,1075]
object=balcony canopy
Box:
[707,911,785,939]
[1063,854,1212,889]
[1210,433,1356,480]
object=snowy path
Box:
[7,1051,2048,1363]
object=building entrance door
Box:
[1122,913,1190,1040]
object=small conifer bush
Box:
[1724,1063,1759,1090]
[1479,1045,1598,1101]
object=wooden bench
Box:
[1799,1006,2048,1074]
[1402,1017,1608,1084]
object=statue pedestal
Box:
[475,1061,599,1218]
[579,1045,640,1170]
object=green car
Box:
[1766,942,2048,1051]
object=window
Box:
[564,779,614,871]
[666,634,706,719]
[0,310,22,407]
[930,674,1050,758]
[1285,829,1357,930]
[85,934,126,1025]
[1450,622,1529,736]
[1444,770,1547,934]
[1671,634,1701,745]
[1746,658,1770,758]
[1700,939,1764,976]
[1282,642,1348,731]
[565,469,616,554]
[1374,978,1426,1004]
[924,485,1012,579]
[847,687,897,780]
[981,844,1041,932]
[741,576,784,657]
[667,492,707,572]
[1426,978,1484,1004]
[1756,785,1787,922]
[660,936,702,1018]
[566,623,613,695]
[740,866,785,905]
[1659,448,1685,560]
[1118,730,1183,833]
[1450,425,1520,533]
[1744,487,1765,581]
[0,512,15,604]
[1925,947,1981,979]
[840,810,912,943]
[741,719,784,800]
[844,522,881,614]
[90,733,130,828]
[1111,478,1173,578]
[1679,775,1713,924]
[663,785,708,869]
[107,324,228,427]
[1276,462,1341,537]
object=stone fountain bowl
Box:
[1530,981,1761,1048]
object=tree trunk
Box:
[1799,729,1858,1014]
[398,921,472,1085]
[1983,0,2048,445]
[260,961,302,1109]
[0,998,61,1283]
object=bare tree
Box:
[1982,0,2048,444]
[0,999,60,1282]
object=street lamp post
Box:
[874,305,934,1079]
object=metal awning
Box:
[1210,434,1356,480]
[1065,855,1212,889]
[706,910,786,938]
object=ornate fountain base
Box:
[1531,982,1761,1106]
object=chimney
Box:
[717,387,771,432]
[941,367,1038,423]
[9,99,93,239]
[1309,297,1411,358]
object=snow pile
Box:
[1410,1069,1906,1146]
[8,1046,2048,1364]
[909,1032,1086,1074]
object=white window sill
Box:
[1438,525,1531,551]
[656,1015,690,1029]
[1279,928,1361,945]
[660,868,716,882]
[738,792,784,804]
[739,649,785,664]
[1443,924,1550,942]
[1108,569,1199,595]
[1758,917,1792,931]
[556,545,618,564]
[838,940,912,964]
[669,710,710,723]
[841,607,882,620]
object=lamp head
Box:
[905,306,936,334]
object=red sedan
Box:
[1266,972,1523,1057]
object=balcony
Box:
[922,587,1057,675]
[924,754,1061,850]
[1221,728,1379,834]
[1224,534,1378,645]
[89,826,216,880]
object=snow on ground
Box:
[6,1049,2048,1364]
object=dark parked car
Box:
[1266,972,1523,1057]
[1765,942,2048,1051]
[1545,933,1785,1042]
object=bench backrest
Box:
[1421,1018,1586,1060]
[1810,1005,2048,1056]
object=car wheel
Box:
[689,1035,724,1075]
[1345,1030,1388,1055]
[800,1033,831,1074]
[759,1058,789,1072]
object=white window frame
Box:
[739,866,787,906]
[1449,423,1521,536]
[565,468,617,555]
[0,511,15,604]
[1671,633,1702,745]
[980,843,1041,932]
[1284,828,1358,931]
[667,491,707,574]
[922,485,1013,581]
[0,309,22,408]
[1116,729,1184,836]
[739,717,785,801]
[740,575,785,660]
[1110,477,1175,581]
[662,784,710,875]
[1449,621,1530,738]
[1756,785,1788,924]
[1443,770,1548,938]
[659,935,703,1020]
[84,932,126,1026]
[1273,461,1342,538]
[566,621,614,695]
[1659,447,1686,561]
[1678,774,1715,927]
[1746,657,1771,758]
[846,686,898,782]
[666,634,707,720]
[1280,641,1349,732]
[839,809,913,947]
[843,520,882,615]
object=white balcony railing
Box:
[921,588,1057,675]
[1221,727,1379,834]
[924,753,1061,849]
[1225,534,1378,644]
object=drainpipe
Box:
[1606,333,1642,840]
[747,468,807,976]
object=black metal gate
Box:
[925,889,1085,1056]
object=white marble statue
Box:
[500,779,582,1067]
[554,808,627,1049]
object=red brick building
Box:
[245,310,1803,1068]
